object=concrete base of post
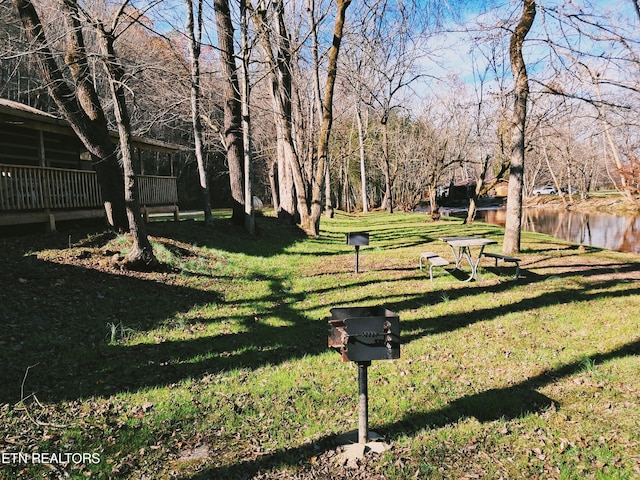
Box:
[334,430,392,461]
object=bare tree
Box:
[306,0,351,234]
[10,0,127,231]
[85,2,157,265]
[213,0,246,223]
[306,0,334,218]
[185,0,213,225]
[355,102,370,212]
[239,0,254,234]
[332,12,373,213]
[249,0,350,235]
[463,38,512,224]
[248,0,299,223]
[503,0,536,255]
[580,63,636,203]
[417,100,471,219]
[528,2,640,203]
[345,0,425,214]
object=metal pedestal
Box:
[358,361,371,444]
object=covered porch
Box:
[0,99,184,231]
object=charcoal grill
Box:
[346,232,369,273]
[328,306,400,444]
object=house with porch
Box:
[0,99,185,231]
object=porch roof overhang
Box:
[0,99,187,154]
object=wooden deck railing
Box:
[0,164,102,210]
[0,164,177,212]
[137,174,179,206]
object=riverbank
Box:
[440,191,640,216]
[524,192,640,215]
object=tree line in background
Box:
[1,0,639,258]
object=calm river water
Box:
[470,208,640,254]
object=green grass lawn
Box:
[1,210,638,479]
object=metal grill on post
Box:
[346,232,369,274]
[328,306,400,445]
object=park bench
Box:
[481,252,521,279]
[419,252,450,281]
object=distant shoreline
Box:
[523,194,640,216]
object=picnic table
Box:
[439,236,497,282]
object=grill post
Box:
[346,232,369,274]
[358,360,371,444]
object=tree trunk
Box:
[240,0,255,235]
[308,0,334,219]
[465,184,481,225]
[503,0,536,255]
[324,161,334,218]
[277,142,297,222]
[542,144,567,207]
[249,0,300,223]
[465,154,490,224]
[380,119,393,213]
[272,0,302,223]
[248,0,349,235]
[186,0,213,226]
[97,26,156,267]
[355,105,369,213]
[11,0,127,230]
[306,0,351,235]
[268,159,280,212]
[213,0,245,223]
[428,183,440,220]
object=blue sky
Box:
[408,0,639,100]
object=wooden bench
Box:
[419,252,450,281]
[482,252,521,279]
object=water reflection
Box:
[474,208,640,254]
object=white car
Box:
[532,185,557,195]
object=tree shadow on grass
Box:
[0,218,344,403]
[3,217,637,406]
[148,216,307,258]
[288,265,640,353]
[384,338,640,438]
[0,258,225,403]
[0,250,336,403]
[183,339,640,480]
[1,215,637,406]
